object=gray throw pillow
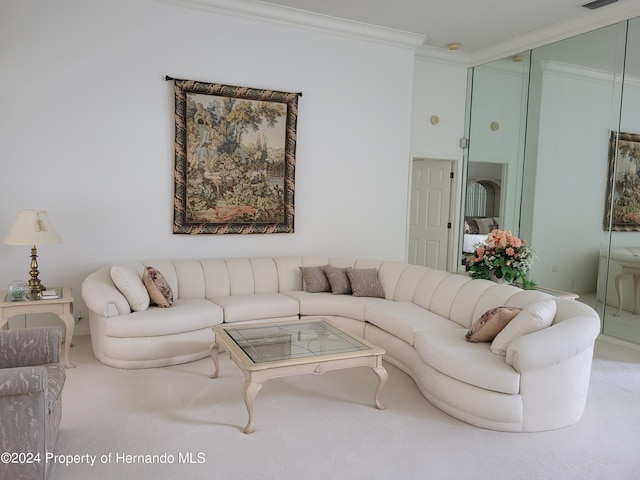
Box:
[299,265,331,293]
[347,268,385,298]
[323,266,352,295]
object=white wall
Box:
[2,0,461,331]
[410,51,468,160]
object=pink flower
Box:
[505,247,515,256]
[485,229,524,250]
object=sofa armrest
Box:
[82,267,131,318]
[0,366,51,396]
[0,326,62,368]
[506,316,600,372]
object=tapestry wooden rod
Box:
[164,75,302,96]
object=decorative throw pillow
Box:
[476,217,495,234]
[142,266,174,308]
[347,268,385,298]
[110,264,149,312]
[465,306,521,343]
[464,217,480,234]
[299,265,331,293]
[490,299,556,355]
[323,266,352,295]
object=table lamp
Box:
[3,210,62,299]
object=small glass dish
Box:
[8,280,28,300]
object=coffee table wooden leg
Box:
[372,365,388,410]
[243,380,263,434]
[209,343,220,379]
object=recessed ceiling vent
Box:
[582,0,618,10]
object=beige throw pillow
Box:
[324,266,352,295]
[466,306,522,343]
[490,299,556,355]
[142,266,174,308]
[110,264,149,311]
[300,265,331,293]
[347,268,385,298]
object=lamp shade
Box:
[3,210,62,246]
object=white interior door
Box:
[408,158,453,269]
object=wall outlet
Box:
[74,309,83,323]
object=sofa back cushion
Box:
[470,284,522,324]
[277,257,306,291]
[392,264,430,302]
[449,279,496,328]
[172,260,204,299]
[226,258,257,295]
[430,275,473,320]
[377,261,412,301]
[202,259,232,297]
[250,258,280,293]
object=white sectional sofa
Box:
[81,256,601,432]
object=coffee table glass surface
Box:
[224,320,370,364]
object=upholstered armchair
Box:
[0,326,66,480]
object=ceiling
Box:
[258,0,638,53]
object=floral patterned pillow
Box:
[142,266,174,308]
[465,306,521,343]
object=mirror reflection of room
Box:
[463,162,503,255]
[463,17,640,346]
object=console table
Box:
[534,286,579,300]
[614,263,640,316]
[0,287,75,368]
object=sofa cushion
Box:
[142,266,174,307]
[211,293,299,323]
[110,264,149,311]
[466,306,521,343]
[414,329,521,395]
[324,266,352,294]
[299,265,331,293]
[105,299,223,337]
[364,301,458,345]
[490,299,557,355]
[283,291,377,321]
[347,268,384,298]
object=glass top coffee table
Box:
[210,319,387,433]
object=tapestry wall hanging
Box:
[604,131,640,231]
[170,77,299,234]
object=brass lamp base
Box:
[27,245,45,300]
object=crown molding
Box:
[535,59,640,88]
[160,0,426,50]
[414,45,469,67]
[470,2,640,66]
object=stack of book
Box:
[41,289,59,300]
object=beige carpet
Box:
[49,336,640,480]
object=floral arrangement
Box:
[465,229,538,289]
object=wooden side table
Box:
[0,287,75,368]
